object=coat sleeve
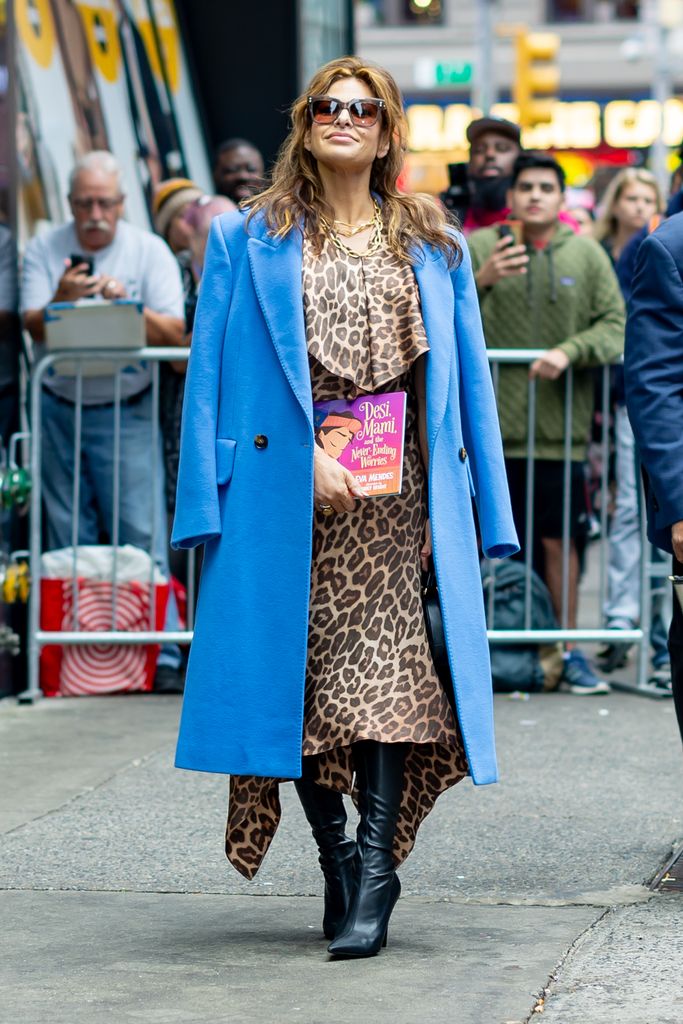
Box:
[451,239,519,560]
[624,231,683,533]
[171,218,233,549]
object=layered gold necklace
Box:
[333,215,375,237]
[321,200,383,259]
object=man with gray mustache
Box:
[21,150,187,692]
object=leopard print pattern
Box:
[302,233,430,393]
[226,238,469,881]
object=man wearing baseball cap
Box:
[463,116,522,235]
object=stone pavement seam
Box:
[648,837,683,889]
[0,885,653,910]
[528,896,683,1023]
[522,905,615,1021]
[2,742,170,838]
[421,888,651,907]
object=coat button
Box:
[459,447,467,462]
[254,434,268,450]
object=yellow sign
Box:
[74,1,121,84]
[131,0,181,94]
[15,0,56,70]
[407,98,683,152]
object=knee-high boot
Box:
[294,760,357,940]
[327,740,406,958]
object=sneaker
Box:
[596,641,632,673]
[649,662,672,693]
[153,664,185,694]
[560,650,611,695]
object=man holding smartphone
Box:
[21,150,187,692]
[625,211,683,743]
[468,153,625,694]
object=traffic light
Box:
[403,0,443,24]
[513,32,560,130]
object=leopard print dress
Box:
[226,233,469,880]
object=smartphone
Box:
[498,220,524,247]
[69,253,94,276]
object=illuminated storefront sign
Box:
[406,98,683,152]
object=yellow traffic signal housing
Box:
[514,32,560,129]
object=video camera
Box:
[439,162,471,225]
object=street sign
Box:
[414,58,473,89]
[435,61,473,85]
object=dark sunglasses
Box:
[307,95,385,128]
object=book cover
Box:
[313,390,407,497]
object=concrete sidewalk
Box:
[1,689,681,1023]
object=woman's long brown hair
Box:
[245,56,461,267]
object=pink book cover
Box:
[313,391,407,497]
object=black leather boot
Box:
[295,761,357,940]
[327,740,406,959]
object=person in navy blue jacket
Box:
[624,211,683,742]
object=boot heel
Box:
[382,929,388,948]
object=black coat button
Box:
[254,434,268,450]
[459,447,467,462]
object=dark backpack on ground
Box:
[482,560,563,693]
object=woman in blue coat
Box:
[172,57,517,959]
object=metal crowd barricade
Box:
[486,349,668,696]
[19,346,192,704]
[20,345,669,703]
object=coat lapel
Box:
[412,251,454,450]
[247,229,313,429]
[246,226,454,441]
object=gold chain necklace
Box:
[333,215,375,237]
[322,201,383,259]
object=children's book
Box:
[313,390,407,497]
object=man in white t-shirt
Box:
[21,151,186,692]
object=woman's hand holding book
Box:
[313,446,368,514]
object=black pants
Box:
[505,458,589,576]
[669,557,683,743]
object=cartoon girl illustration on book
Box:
[314,408,362,462]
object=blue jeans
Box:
[604,404,670,666]
[41,387,181,669]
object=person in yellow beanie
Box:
[152,178,204,253]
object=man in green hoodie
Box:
[468,152,625,694]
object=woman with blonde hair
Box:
[594,168,663,263]
[171,56,517,958]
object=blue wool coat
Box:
[171,211,518,785]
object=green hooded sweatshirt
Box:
[467,223,625,460]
